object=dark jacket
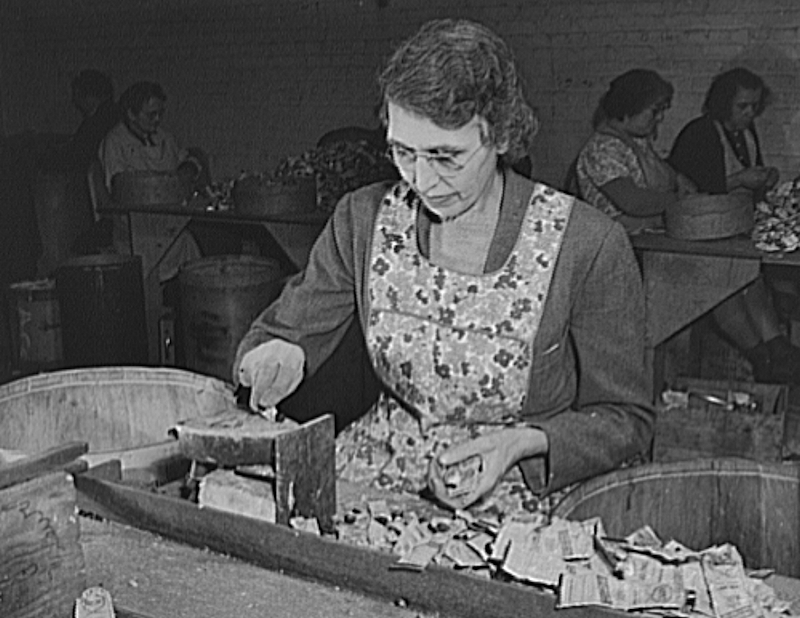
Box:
[668,115,763,194]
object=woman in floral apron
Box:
[235,19,654,517]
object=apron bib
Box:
[336,181,572,514]
[714,120,758,202]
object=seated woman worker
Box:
[575,69,694,235]
[98,81,205,192]
[668,68,800,384]
[233,19,654,517]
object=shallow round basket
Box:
[111,170,191,207]
[552,458,800,576]
[232,176,317,217]
[666,192,754,240]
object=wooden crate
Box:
[0,470,86,618]
[654,377,788,463]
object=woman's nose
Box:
[413,156,440,191]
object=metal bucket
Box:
[552,458,800,576]
[6,278,62,373]
[178,255,284,382]
[55,254,148,367]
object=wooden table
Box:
[100,203,329,364]
[631,232,800,397]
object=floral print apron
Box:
[336,181,572,517]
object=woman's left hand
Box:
[427,427,548,510]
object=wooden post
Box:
[274,414,336,532]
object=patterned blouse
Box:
[575,132,649,218]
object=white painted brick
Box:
[2,0,800,186]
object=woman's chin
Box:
[424,199,462,220]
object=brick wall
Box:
[2,0,799,187]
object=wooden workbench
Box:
[631,232,800,396]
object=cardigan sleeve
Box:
[232,183,386,383]
[518,217,655,495]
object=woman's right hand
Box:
[237,339,305,411]
[730,166,777,191]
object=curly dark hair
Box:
[118,81,166,115]
[377,18,537,164]
[702,68,771,121]
[595,69,674,127]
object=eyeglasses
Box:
[386,140,485,178]
[651,100,671,115]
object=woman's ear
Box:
[481,118,511,156]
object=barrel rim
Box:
[178,255,283,282]
[673,192,752,214]
[552,458,800,519]
[57,253,143,269]
[0,366,234,403]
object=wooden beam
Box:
[0,441,88,491]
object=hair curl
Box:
[118,81,166,115]
[595,69,673,127]
[378,18,537,164]
[702,68,771,121]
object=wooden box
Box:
[0,470,86,618]
[654,377,788,463]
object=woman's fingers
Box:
[237,340,305,410]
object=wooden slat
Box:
[0,441,88,491]
[73,472,621,618]
[274,414,335,530]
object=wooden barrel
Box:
[6,278,63,373]
[55,254,148,367]
[178,256,285,382]
[0,366,237,455]
[552,458,800,576]
[33,170,95,277]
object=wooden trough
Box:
[4,368,800,617]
